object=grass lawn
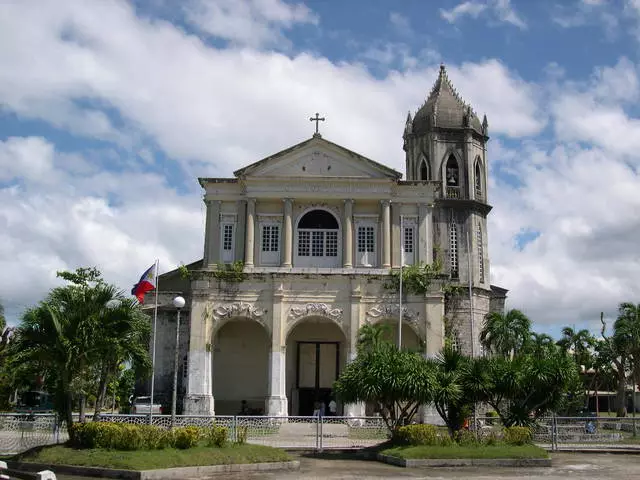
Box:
[12,444,290,470]
[380,444,548,460]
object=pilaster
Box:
[266,281,288,416]
[244,198,255,267]
[283,198,293,268]
[425,291,445,357]
[184,298,215,415]
[343,199,353,268]
[381,200,391,268]
[418,203,431,265]
[205,201,221,266]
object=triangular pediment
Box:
[234,136,401,180]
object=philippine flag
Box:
[131,263,156,304]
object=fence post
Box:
[551,414,557,451]
[233,416,237,443]
[315,416,320,452]
[319,415,324,452]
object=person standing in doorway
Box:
[328,397,337,416]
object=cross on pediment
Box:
[309,112,325,136]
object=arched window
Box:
[296,209,340,268]
[445,155,460,198]
[475,159,483,199]
[477,223,484,283]
[446,155,459,186]
[420,158,429,181]
[449,214,458,278]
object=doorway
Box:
[296,341,339,415]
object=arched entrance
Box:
[286,317,346,415]
[212,319,269,415]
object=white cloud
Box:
[389,12,412,34]
[183,0,318,48]
[440,0,526,29]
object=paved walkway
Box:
[215,452,640,480]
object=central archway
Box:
[286,317,346,415]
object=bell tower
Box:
[404,64,493,356]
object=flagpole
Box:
[398,215,403,350]
[149,259,159,425]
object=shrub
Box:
[70,422,174,450]
[483,430,500,446]
[503,426,532,446]
[203,425,228,447]
[485,410,498,426]
[236,425,248,445]
[173,426,200,449]
[454,429,478,446]
[394,424,439,446]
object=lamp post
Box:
[171,296,185,428]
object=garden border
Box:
[376,453,551,468]
[7,460,300,479]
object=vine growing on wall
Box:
[384,258,444,295]
[209,261,246,283]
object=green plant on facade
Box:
[385,259,444,295]
[178,264,192,280]
[209,261,246,283]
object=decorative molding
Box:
[219,213,238,224]
[288,303,343,321]
[247,181,392,195]
[365,304,419,322]
[258,214,283,223]
[211,302,267,321]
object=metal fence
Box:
[3,413,640,455]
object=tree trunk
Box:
[79,394,86,423]
[616,369,627,417]
[93,364,110,421]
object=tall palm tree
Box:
[92,292,150,419]
[557,327,595,368]
[526,332,557,358]
[613,303,640,416]
[0,302,11,354]
[480,309,531,358]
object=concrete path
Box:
[216,452,640,480]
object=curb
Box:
[376,453,552,468]
[8,460,300,479]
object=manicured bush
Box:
[454,429,478,446]
[71,422,173,450]
[483,430,500,446]
[203,425,228,447]
[503,426,532,446]
[173,426,200,449]
[394,424,439,446]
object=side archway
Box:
[212,317,270,415]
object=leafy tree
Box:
[480,309,531,359]
[357,323,392,355]
[478,349,578,426]
[333,341,434,433]
[557,327,596,368]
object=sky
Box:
[1,0,640,339]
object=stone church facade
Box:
[149,65,508,417]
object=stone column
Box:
[343,199,353,268]
[344,281,366,417]
[283,198,293,267]
[425,291,445,357]
[381,200,391,268]
[418,203,431,265]
[205,201,221,266]
[266,283,288,416]
[184,299,215,415]
[245,198,255,267]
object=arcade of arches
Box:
[210,315,423,416]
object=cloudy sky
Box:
[1,0,639,337]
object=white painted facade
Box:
[149,66,508,417]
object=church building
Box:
[149,65,508,417]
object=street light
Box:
[171,296,185,428]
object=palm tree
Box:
[558,327,595,368]
[357,323,392,354]
[480,309,531,358]
[0,302,11,354]
[92,292,150,419]
[526,332,557,358]
[613,303,640,416]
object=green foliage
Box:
[357,323,392,355]
[210,261,246,283]
[70,422,173,450]
[385,260,443,295]
[56,267,104,288]
[454,429,478,446]
[334,333,435,432]
[394,424,440,446]
[203,425,229,447]
[173,426,201,449]
[236,425,248,445]
[480,309,532,358]
[503,426,532,446]
[178,264,192,280]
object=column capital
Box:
[344,198,354,205]
[380,199,391,207]
[247,197,256,205]
[282,197,293,204]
